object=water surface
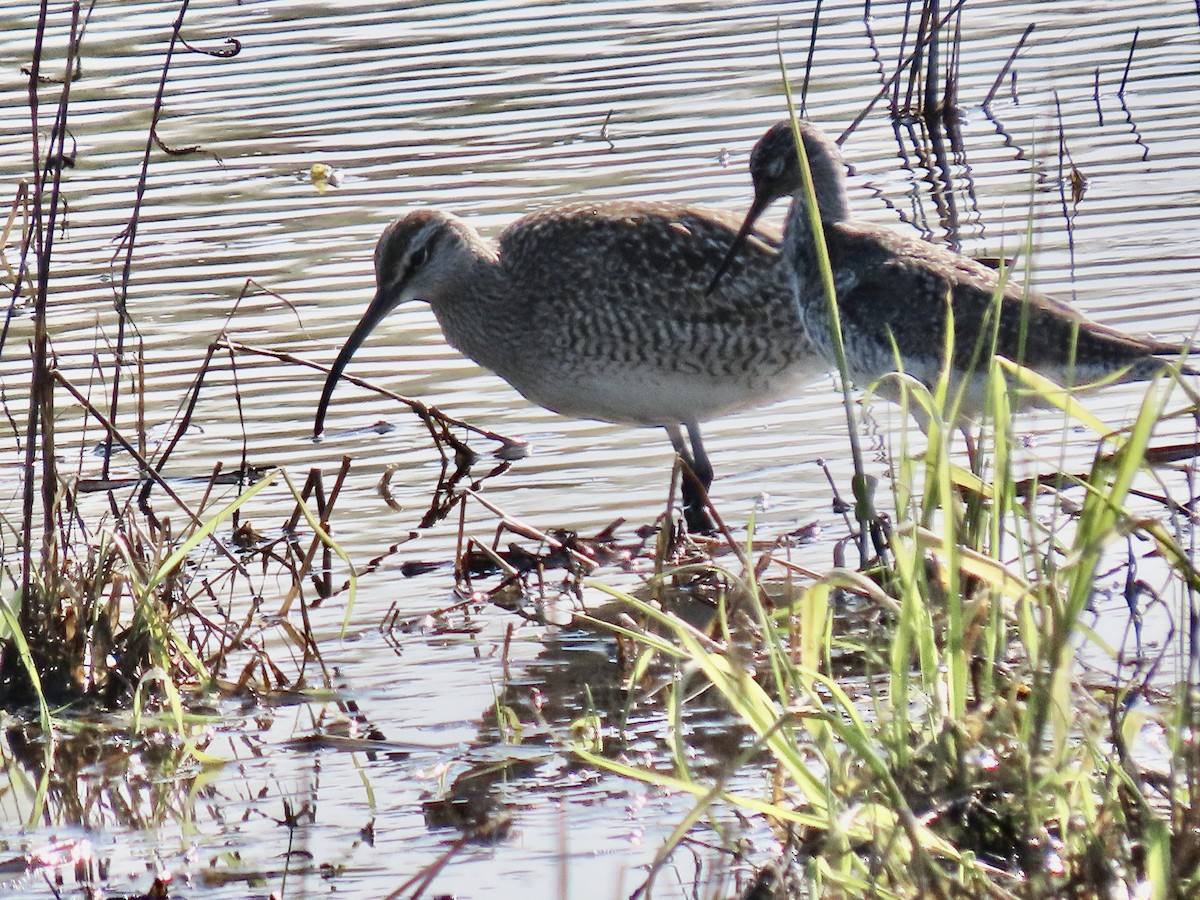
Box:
[1,1,1198,896]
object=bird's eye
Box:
[411,244,430,269]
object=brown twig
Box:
[51,368,255,579]
[217,337,520,450]
[982,23,1034,109]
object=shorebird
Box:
[713,119,1190,418]
[313,201,825,532]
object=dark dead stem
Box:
[837,0,967,145]
[895,0,915,114]
[454,482,470,586]
[105,0,194,489]
[920,0,940,116]
[284,467,328,588]
[317,462,352,599]
[1118,26,1139,96]
[1053,93,1080,301]
[137,340,220,513]
[278,459,353,614]
[217,337,517,452]
[943,8,961,114]
[982,24,1035,109]
[288,573,331,689]
[901,0,934,113]
[800,0,823,118]
[21,1,81,628]
[227,341,251,534]
[1115,28,1150,160]
[51,368,254,583]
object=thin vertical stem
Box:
[777,44,871,568]
[22,1,81,621]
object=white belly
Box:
[512,361,822,427]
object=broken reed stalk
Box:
[982,23,1034,109]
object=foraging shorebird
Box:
[313,201,825,532]
[713,119,1190,418]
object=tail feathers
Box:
[1146,338,1197,376]
[1137,340,1195,379]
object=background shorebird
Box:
[313,201,827,532]
[714,119,1191,419]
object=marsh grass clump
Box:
[0,449,356,711]
[578,354,1200,896]
[574,80,1200,893]
[0,12,366,723]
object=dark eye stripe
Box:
[396,225,439,285]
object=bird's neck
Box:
[808,159,850,224]
[782,197,825,275]
[427,245,528,371]
[781,161,849,270]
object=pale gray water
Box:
[1,1,1198,896]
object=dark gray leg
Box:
[685,421,714,489]
[664,423,717,533]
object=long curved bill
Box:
[705,191,774,295]
[312,289,392,439]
